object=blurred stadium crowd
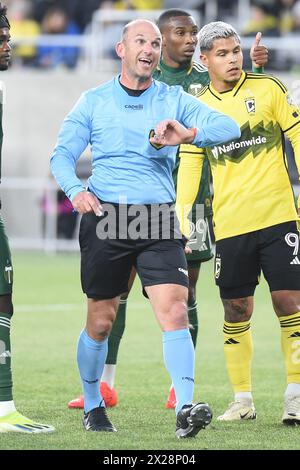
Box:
[6,0,300,70]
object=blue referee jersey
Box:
[50,77,240,204]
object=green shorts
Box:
[174,155,213,265]
[186,215,214,266]
[0,214,13,295]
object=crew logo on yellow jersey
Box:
[244,97,255,114]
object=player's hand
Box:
[72,190,103,216]
[182,234,192,254]
[185,245,192,254]
[250,32,268,68]
[150,119,196,146]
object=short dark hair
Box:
[157,9,192,32]
[0,3,10,29]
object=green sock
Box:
[106,299,127,364]
[188,300,198,348]
[0,312,13,401]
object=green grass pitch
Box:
[0,250,299,450]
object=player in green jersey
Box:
[0,3,54,433]
[67,9,268,411]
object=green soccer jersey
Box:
[0,98,3,212]
[0,91,13,294]
[153,59,213,218]
[0,101,3,183]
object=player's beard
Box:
[137,73,152,84]
[224,70,242,88]
[224,78,239,87]
[0,63,9,71]
[134,66,153,85]
[178,58,191,68]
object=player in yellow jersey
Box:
[176,21,300,425]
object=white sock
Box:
[0,400,16,418]
[235,392,253,402]
[285,383,300,397]
[101,364,116,389]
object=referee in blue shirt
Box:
[50,19,240,438]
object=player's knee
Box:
[222,297,253,322]
[0,294,13,316]
[88,317,113,340]
[169,300,189,329]
[272,291,300,316]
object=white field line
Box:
[15,301,147,313]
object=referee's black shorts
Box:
[214,221,300,299]
[79,202,189,299]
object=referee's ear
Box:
[115,41,124,60]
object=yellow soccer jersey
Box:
[177,71,300,241]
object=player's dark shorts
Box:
[79,202,189,299]
[215,221,300,299]
[0,214,13,295]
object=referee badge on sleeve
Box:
[149,129,165,150]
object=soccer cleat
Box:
[68,394,84,409]
[165,387,177,409]
[175,402,213,438]
[100,382,118,407]
[68,381,118,409]
[83,406,117,432]
[217,399,256,421]
[282,395,300,425]
[0,411,55,433]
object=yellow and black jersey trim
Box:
[246,72,288,94]
[207,85,221,101]
[282,120,300,133]
[233,73,247,96]
[179,149,206,156]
